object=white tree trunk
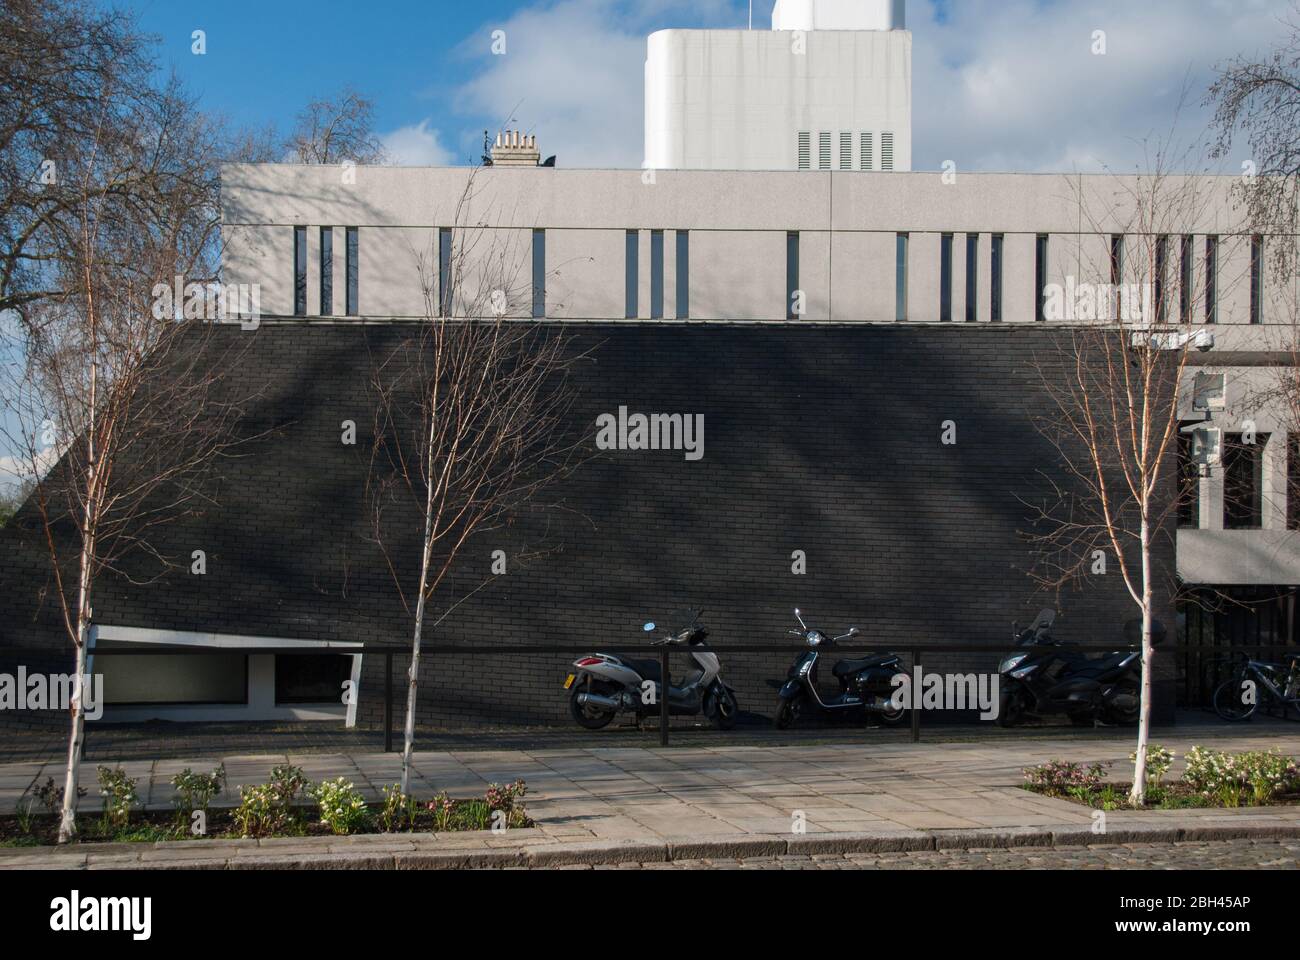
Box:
[57,528,94,843]
[401,444,440,796]
[1129,516,1153,806]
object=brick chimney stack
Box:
[490,130,541,167]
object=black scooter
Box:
[773,608,908,729]
[997,609,1162,727]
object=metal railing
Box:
[5,639,1288,750]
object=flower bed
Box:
[1,765,531,846]
[1022,746,1300,811]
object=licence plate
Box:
[563,674,575,690]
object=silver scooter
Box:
[563,610,738,730]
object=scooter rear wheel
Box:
[569,682,616,730]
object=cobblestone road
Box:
[558,839,1300,870]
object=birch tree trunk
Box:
[58,353,97,844]
[401,432,440,796]
[1129,515,1154,806]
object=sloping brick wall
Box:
[0,322,1176,729]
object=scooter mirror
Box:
[643,622,656,632]
[848,627,860,636]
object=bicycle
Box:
[1212,653,1300,721]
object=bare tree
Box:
[284,89,389,165]
[1209,3,1300,552]
[1025,147,1238,805]
[0,116,253,841]
[1208,1,1300,280]
[366,172,587,793]
[0,0,229,325]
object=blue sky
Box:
[1,0,1289,485]
[108,0,1286,172]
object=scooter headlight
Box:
[806,631,825,647]
[1010,664,1038,680]
[999,654,1027,674]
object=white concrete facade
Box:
[644,1,911,171]
[220,161,1300,591]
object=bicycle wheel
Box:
[1213,674,1258,721]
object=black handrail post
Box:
[384,651,394,754]
[910,648,921,743]
[659,648,670,747]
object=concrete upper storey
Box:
[221,164,1294,327]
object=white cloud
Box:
[910,0,1292,173]
[448,0,738,169]
[381,120,457,166]
[427,0,1292,173]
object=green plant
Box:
[1023,760,1111,797]
[233,766,311,838]
[1131,745,1175,789]
[311,777,371,836]
[1183,746,1300,806]
[96,766,138,831]
[29,776,86,815]
[15,795,37,836]
[427,792,454,832]
[378,784,418,833]
[170,764,226,828]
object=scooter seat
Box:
[1066,652,1133,678]
[832,654,898,678]
[614,657,661,683]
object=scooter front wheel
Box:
[710,687,739,730]
[774,696,800,730]
[569,682,616,730]
[997,687,1025,728]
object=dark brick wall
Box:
[0,322,1176,729]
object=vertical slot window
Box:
[1155,235,1168,324]
[990,234,1004,322]
[319,227,333,317]
[861,133,874,171]
[818,132,831,170]
[1180,235,1193,324]
[839,132,853,170]
[965,234,978,323]
[881,132,895,171]
[895,233,909,322]
[438,227,453,316]
[797,132,811,170]
[345,226,358,317]
[940,233,953,323]
[650,230,664,320]
[1205,236,1218,325]
[532,229,546,319]
[675,231,689,320]
[1035,234,1049,322]
[293,226,307,317]
[786,232,800,320]
[1251,235,1264,324]
[1110,235,1125,320]
[625,230,639,319]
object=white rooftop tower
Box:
[644,0,912,171]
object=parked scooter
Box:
[996,609,1162,727]
[773,608,908,729]
[563,611,739,730]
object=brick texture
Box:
[0,322,1176,729]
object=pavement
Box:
[2,726,1299,869]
